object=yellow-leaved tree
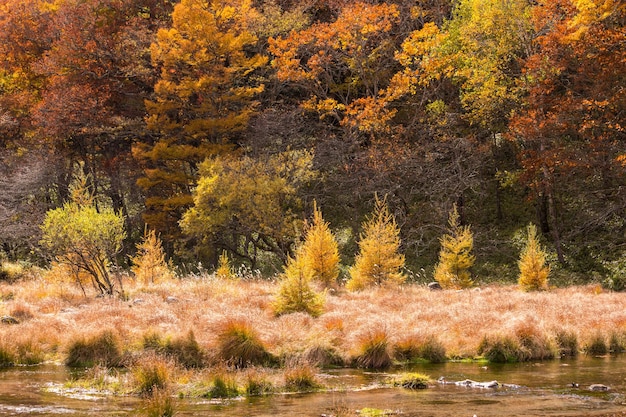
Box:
[273,248,324,317]
[433,204,475,289]
[347,195,405,291]
[300,202,340,288]
[216,250,236,280]
[518,223,550,291]
[131,228,173,285]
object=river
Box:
[0,356,625,416]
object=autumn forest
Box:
[1,0,625,285]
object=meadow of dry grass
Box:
[0,272,624,371]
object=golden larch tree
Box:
[300,201,340,288]
[131,228,173,285]
[273,248,324,317]
[434,204,475,289]
[347,195,405,291]
[518,223,550,291]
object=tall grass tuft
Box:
[243,368,274,396]
[65,330,122,367]
[132,354,172,396]
[216,319,273,368]
[395,334,446,363]
[0,342,15,367]
[140,387,175,417]
[353,330,393,369]
[143,330,204,369]
[555,329,578,357]
[514,322,555,361]
[584,334,608,356]
[283,362,321,392]
[208,372,239,398]
[478,334,522,363]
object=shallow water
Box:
[1,356,625,416]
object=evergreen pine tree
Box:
[434,204,475,289]
[347,195,405,291]
[300,201,340,288]
[518,223,550,291]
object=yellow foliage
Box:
[216,251,236,280]
[518,224,550,291]
[434,205,475,289]
[131,229,173,285]
[300,202,340,287]
[273,249,325,317]
[347,195,405,291]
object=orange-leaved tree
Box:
[134,0,267,250]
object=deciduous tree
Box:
[347,195,405,290]
[135,0,267,249]
[434,204,475,289]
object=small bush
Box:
[478,335,522,363]
[284,363,320,392]
[216,320,273,368]
[15,340,45,365]
[0,262,26,282]
[353,330,392,369]
[392,372,430,389]
[66,330,122,367]
[609,332,625,353]
[132,354,172,396]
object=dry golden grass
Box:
[1,272,626,373]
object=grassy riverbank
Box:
[0,272,625,397]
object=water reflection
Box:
[0,356,624,416]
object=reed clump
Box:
[283,362,321,392]
[142,330,205,368]
[207,372,239,398]
[584,334,609,356]
[131,353,173,396]
[394,334,446,363]
[243,368,275,396]
[139,387,175,417]
[216,319,273,368]
[65,330,123,368]
[353,330,393,369]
